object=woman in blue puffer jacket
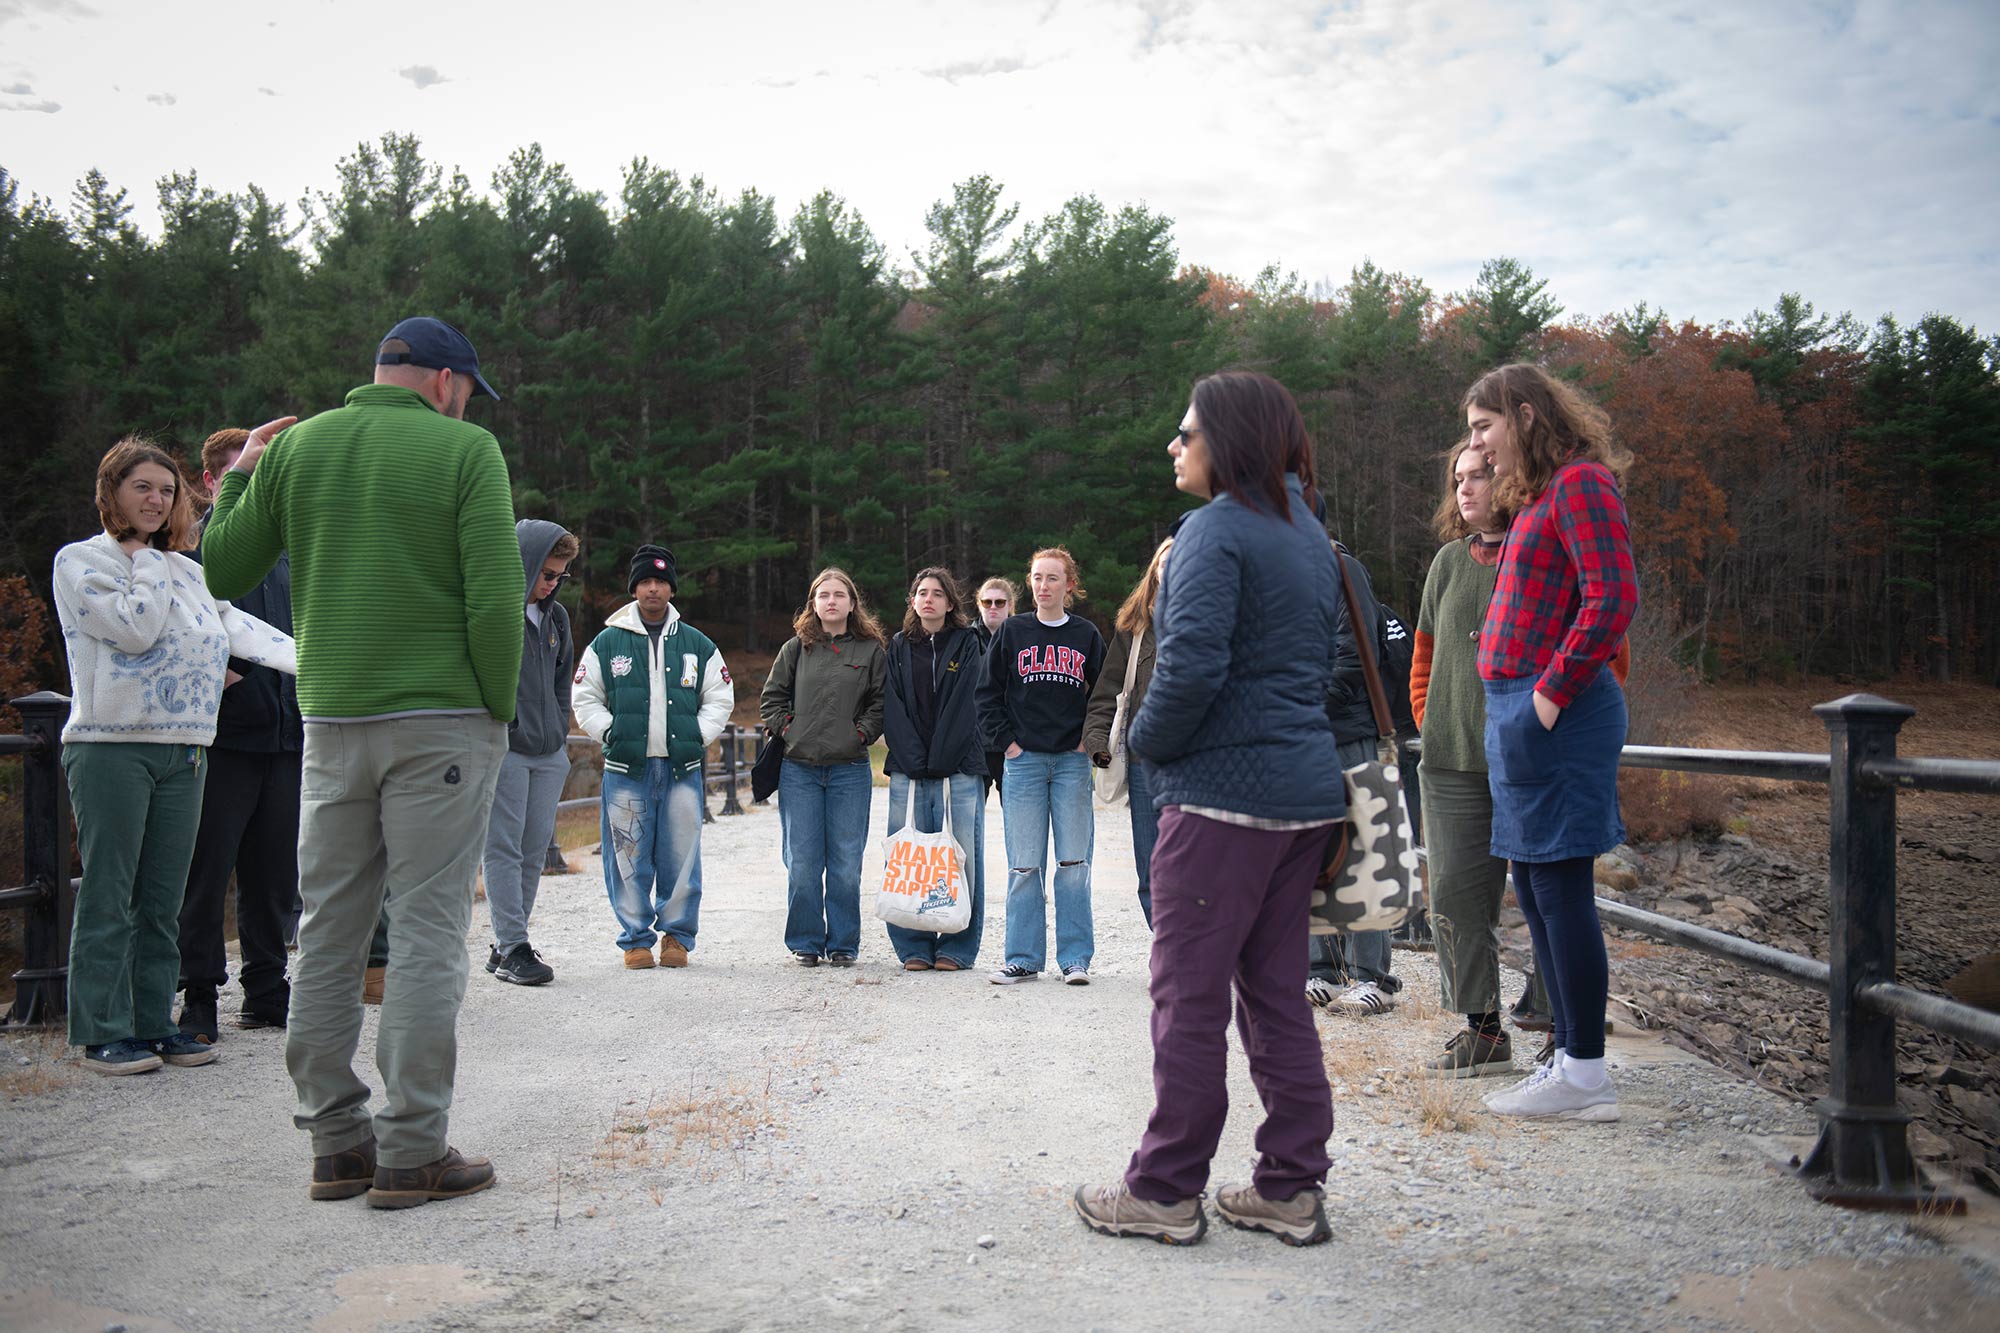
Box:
[1072,371,1346,1249]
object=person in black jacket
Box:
[176,428,304,1040]
[881,568,988,971]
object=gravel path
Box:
[2,788,1996,1331]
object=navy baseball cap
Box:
[376,316,501,402]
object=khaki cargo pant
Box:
[286,715,505,1167]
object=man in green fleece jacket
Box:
[203,316,521,1210]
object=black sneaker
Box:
[991,964,1039,985]
[148,1032,219,1067]
[177,986,219,1045]
[792,951,822,968]
[825,953,856,969]
[1063,966,1091,986]
[234,1007,287,1030]
[83,1038,163,1076]
[484,946,503,975]
[494,943,554,986]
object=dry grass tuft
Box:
[0,1030,78,1098]
[594,1071,786,1184]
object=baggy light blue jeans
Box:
[1000,749,1094,973]
[780,757,872,958]
[600,759,705,951]
[883,772,986,968]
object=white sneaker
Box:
[1482,1060,1559,1108]
[1337,980,1395,1016]
[1305,977,1339,1009]
[1483,1068,1620,1121]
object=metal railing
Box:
[554,722,761,823]
[2,692,74,1026]
[1545,693,1997,1213]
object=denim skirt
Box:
[1482,669,1627,864]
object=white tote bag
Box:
[1093,626,1145,806]
[873,780,972,934]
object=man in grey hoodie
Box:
[480,520,579,985]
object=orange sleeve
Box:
[1409,629,1435,731]
[1610,636,1631,686]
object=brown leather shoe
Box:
[362,966,386,1005]
[658,937,688,968]
[623,947,656,970]
[310,1136,377,1201]
[903,958,933,971]
[366,1147,495,1210]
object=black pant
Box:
[177,747,301,1014]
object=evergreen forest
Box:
[4,135,1998,689]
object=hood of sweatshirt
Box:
[607,600,683,636]
[517,518,570,612]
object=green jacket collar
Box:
[342,384,444,413]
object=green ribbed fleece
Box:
[202,384,523,721]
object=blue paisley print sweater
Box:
[54,533,297,746]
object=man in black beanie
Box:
[571,544,733,970]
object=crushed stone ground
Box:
[2,787,1997,1332]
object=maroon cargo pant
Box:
[1124,807,1337,1203]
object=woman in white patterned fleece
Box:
[53,438,296,1076]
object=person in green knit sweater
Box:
[202,316,522,1210]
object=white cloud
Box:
[0,0,96,27]
[145,91,175,106]
[398,64,447,90]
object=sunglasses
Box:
[537,570,572,586]
[979,598,1010,608]
[1175,428,1202,448]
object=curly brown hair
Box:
[793,566,888,649]
[1430,436,1515,542]
[95,437,199,552]
[1028,547,1086,608]
[901,567,969,636]
[1462,363,1631,509]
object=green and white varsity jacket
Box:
[572,602,733,777]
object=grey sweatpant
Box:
[482,747,571,951]
[286,715,506,1168]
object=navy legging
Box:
[1511,856,1608,1060]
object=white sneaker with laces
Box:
[1337,980,1395,1015]
[1482,1060,1559,1107]
[1305,977,1338,1009]
[1483,1067,1620,1121]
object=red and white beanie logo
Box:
[654,558,667,570]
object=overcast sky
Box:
[4,0,1997,334]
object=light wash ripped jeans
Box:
[600,758,705,951]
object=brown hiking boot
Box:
[362,966,385,1005]
[1071,1180,1207,1245]
[310,1137,377,1201]
[1423,1027,1516,1079]
[1213,1181,1331,1246]
[366,1147,495,1210]
[658,937,688,968]
[623,947,656,970]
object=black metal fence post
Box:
[543,837,569,875]
[1798,692,1944,1209]
[720,723,743,816]
[10,691,72,1026]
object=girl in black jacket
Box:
[881,568,988,970]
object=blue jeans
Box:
[600,760,705,951]
[883,773,985,967]
[1000,750,1094,972]
[1129,759,1160,930]
[781,757,872,957]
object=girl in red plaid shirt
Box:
[1464,364,1637,1123]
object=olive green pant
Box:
[62,742,206,1047]
[286,716,505,1168]
[1423,763,1547,1019]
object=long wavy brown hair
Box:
[1462,363,1630,508]
[793,566,887,649]
[901,566,969,636]
[1430,436,1515,542]
[1114,538,1173,636]
[95,437,199,551]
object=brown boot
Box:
[362,966,386,1005]
[622,947,656,970]
[658,937,688,968]
[366,1147,496,1210]
[310,1136,377,1201]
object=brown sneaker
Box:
[1213,1181,1331,1247]
[366,1147,496,1210]
[903,958,933,972]
[1422,1027,1516,1079]
[658,937,688,968]
[309,1136,377,1201]
[1072,1180,1206,1245]
[623,947,656,970]
[362,966,386,1005]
